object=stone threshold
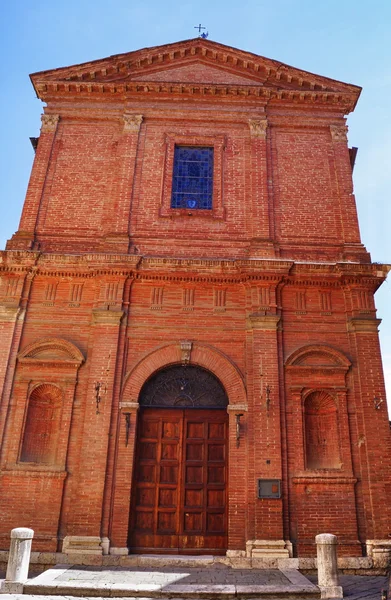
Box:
[20,565,321,598]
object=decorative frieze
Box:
[213,288,226,311]
[295,291,306,313]
[103,282,119,304]
[44,282,58,302]
[151,286,164,310]
[182,288,194,311]
[319,290,332,313]
[69,282,84,305]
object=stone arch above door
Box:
[122,342,246,407]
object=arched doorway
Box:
[128,365,229,554]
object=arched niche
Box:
[20,384,63,464]
[8,337,85,470]
[304,390,341,470]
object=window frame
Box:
[160,133,226,219]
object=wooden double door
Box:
[129,408,228,554]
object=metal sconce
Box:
[235,413,244,447]
[93,352,111,414]
[94,381,106,414]
[265,384,271,411]
[124,413,131,446]
[374,397,383,410]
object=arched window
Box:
[304,391,340,469]
[20,384,62,464]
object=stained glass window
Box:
[171,146,213,210]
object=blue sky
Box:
[1,0,390,408]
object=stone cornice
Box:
[33,80,357,112]
[0,253,390,287]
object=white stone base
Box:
[245,539,291,558]
[0,580,24,593]
[319,584,343,599]
[109,547,129,555]
[62,536,103,555]
[366,539,391,569]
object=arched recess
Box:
[303,390,341,469]
[6,337,85,469]
[122,342,246,407]
[20,383,63,464]
[285,344,351,369]
[284,343,353,475]
[18,337,85,364]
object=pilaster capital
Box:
[41,114,60,133]
[330,124,348,142]
[119,401,139,411]
[92,308,124,325]
[0,303,21,322]
[347,317,381,333]
[248,118,268,138]
[123,114,143,133]
[227,403,248,412]
[247,313,280,330]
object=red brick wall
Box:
[1,43,390,557]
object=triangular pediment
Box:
[130,62,260,85]
[30,38,361,111]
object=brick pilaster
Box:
[246,313,284,541]
[7,115,59,250]
[69,308,124,538]
[102,114,143,252]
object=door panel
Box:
[129,408,227,554]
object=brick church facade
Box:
[0,38,390,559]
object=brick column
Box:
[103,114,143,252]
[246,312,287,556]
[64,308,123,554]
[347,316,391,541]
[7,115,59,251]
[248,118,273,256]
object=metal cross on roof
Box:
[194,24,209,38]
[194,24,206,33]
